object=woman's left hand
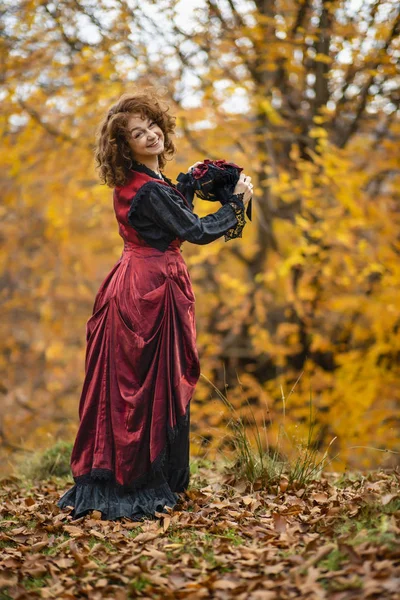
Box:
[187,161,202,172]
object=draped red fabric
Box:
[70,170,201,491]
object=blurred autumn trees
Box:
[1,0,399,471]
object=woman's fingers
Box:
[233,172,253,200]
[188,161,202,171]
[242,173,253,192]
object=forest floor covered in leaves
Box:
[0,461,399,600]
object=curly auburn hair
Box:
[94,88,177,188]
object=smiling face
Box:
[126,113,165,163]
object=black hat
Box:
[177,159,252,221]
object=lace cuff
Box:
[225,193,246,241]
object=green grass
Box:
[201,372,337,492]
[189,457,215,475]
[91,557,108,570]
[126,527,144,539]
[202,547,217,567]
[26,520,38,529]
[0,540,17,549]
[167,532,184,543]
[42,546,60,556]
[333,501,400,550]
[320,574,364,592]
[319,548,348,571]
[14,440,74,481]
[129,575,151,592]
[21,575,50,591]
[314,495,400,578]
[221,527,244,546]
[86,537,116,552]
[330,576,364,592]
[333,472,365,488]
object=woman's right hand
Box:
[233,173,253,206]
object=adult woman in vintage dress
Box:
[57,90,253,521]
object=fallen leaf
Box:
[272,513,287,533]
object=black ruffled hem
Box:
[58,401,191,521]
[57,480,180,521]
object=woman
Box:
[57,89,253,521]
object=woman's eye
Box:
[133,122,156,138]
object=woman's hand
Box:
[233,173,253,206]
[187,161,202,172]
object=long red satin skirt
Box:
[69,240,201,491]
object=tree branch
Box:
[17,98,73,143]
[335,6,400,147]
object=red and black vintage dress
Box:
[57,162,246,521]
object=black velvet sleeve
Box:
[128,181,246,250]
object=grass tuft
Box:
[14,440,73,481]
[201,370,337,492]
[319,548,347,571]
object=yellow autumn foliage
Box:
[1,0,399,473]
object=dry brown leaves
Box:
[0,468,399,599]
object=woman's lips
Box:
[147,138,161,148]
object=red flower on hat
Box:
[192,159,242,179]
